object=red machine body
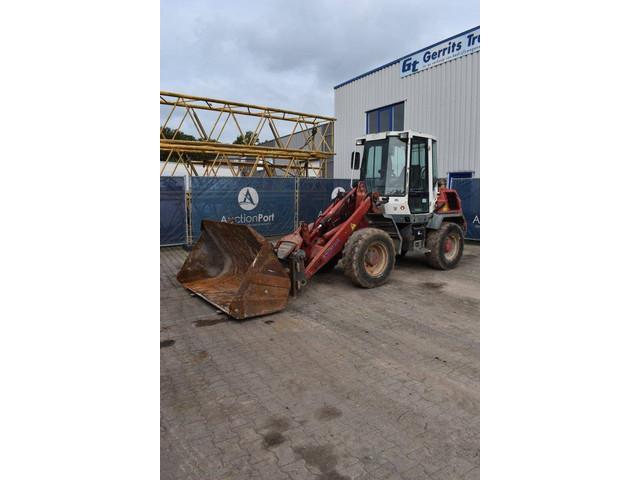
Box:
[276,182,371,279]
[275,180,463,285]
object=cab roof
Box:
[357,130,438,143]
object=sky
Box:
[161,0,479,143]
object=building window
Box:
[366,102,404,134]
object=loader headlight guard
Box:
[276,241,297,260]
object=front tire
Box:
[425,222,464,270]
[342,228,395,288]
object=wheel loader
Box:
[177,130,467,319]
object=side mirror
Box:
[351,151,360,170]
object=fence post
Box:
[294,177,299,229]
[186,190,192,245]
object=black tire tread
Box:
[342,228,395,288]
[425,222,464,270]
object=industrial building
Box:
[332,26,480,182]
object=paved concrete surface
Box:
[161,243,479,480]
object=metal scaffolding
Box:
[160,91,336,177]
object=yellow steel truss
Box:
[160,91,335,177]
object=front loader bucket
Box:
[177,221,290,319]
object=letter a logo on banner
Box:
[331,187,345,199]
[238,187,259,211]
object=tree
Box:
[233,131,259,145]
[160,127,214,164]
[160,127,197,141]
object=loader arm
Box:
[276,181,373,281]
[304,194,371,277]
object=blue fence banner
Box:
[297,178,353,224]
[451,178,480,241]
[191,177,296,239]
[447,171,474,188]
[160,176,187,246]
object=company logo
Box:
[331,186,346,199]
[400,27,480,78]
[238,187,259,211]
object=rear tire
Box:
[425,222,464,270]
[342,228,395,288]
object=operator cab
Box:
[351,130,439,217]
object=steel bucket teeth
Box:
[177,221,290,319]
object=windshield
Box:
[360,137,407,195]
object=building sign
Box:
[400,27,480,78]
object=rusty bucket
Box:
[177,221,291,319]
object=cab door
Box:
[408,136,429,213]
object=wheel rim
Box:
[364,242,388,277]
[443,232,460,261]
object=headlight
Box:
[276,241,297,260]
